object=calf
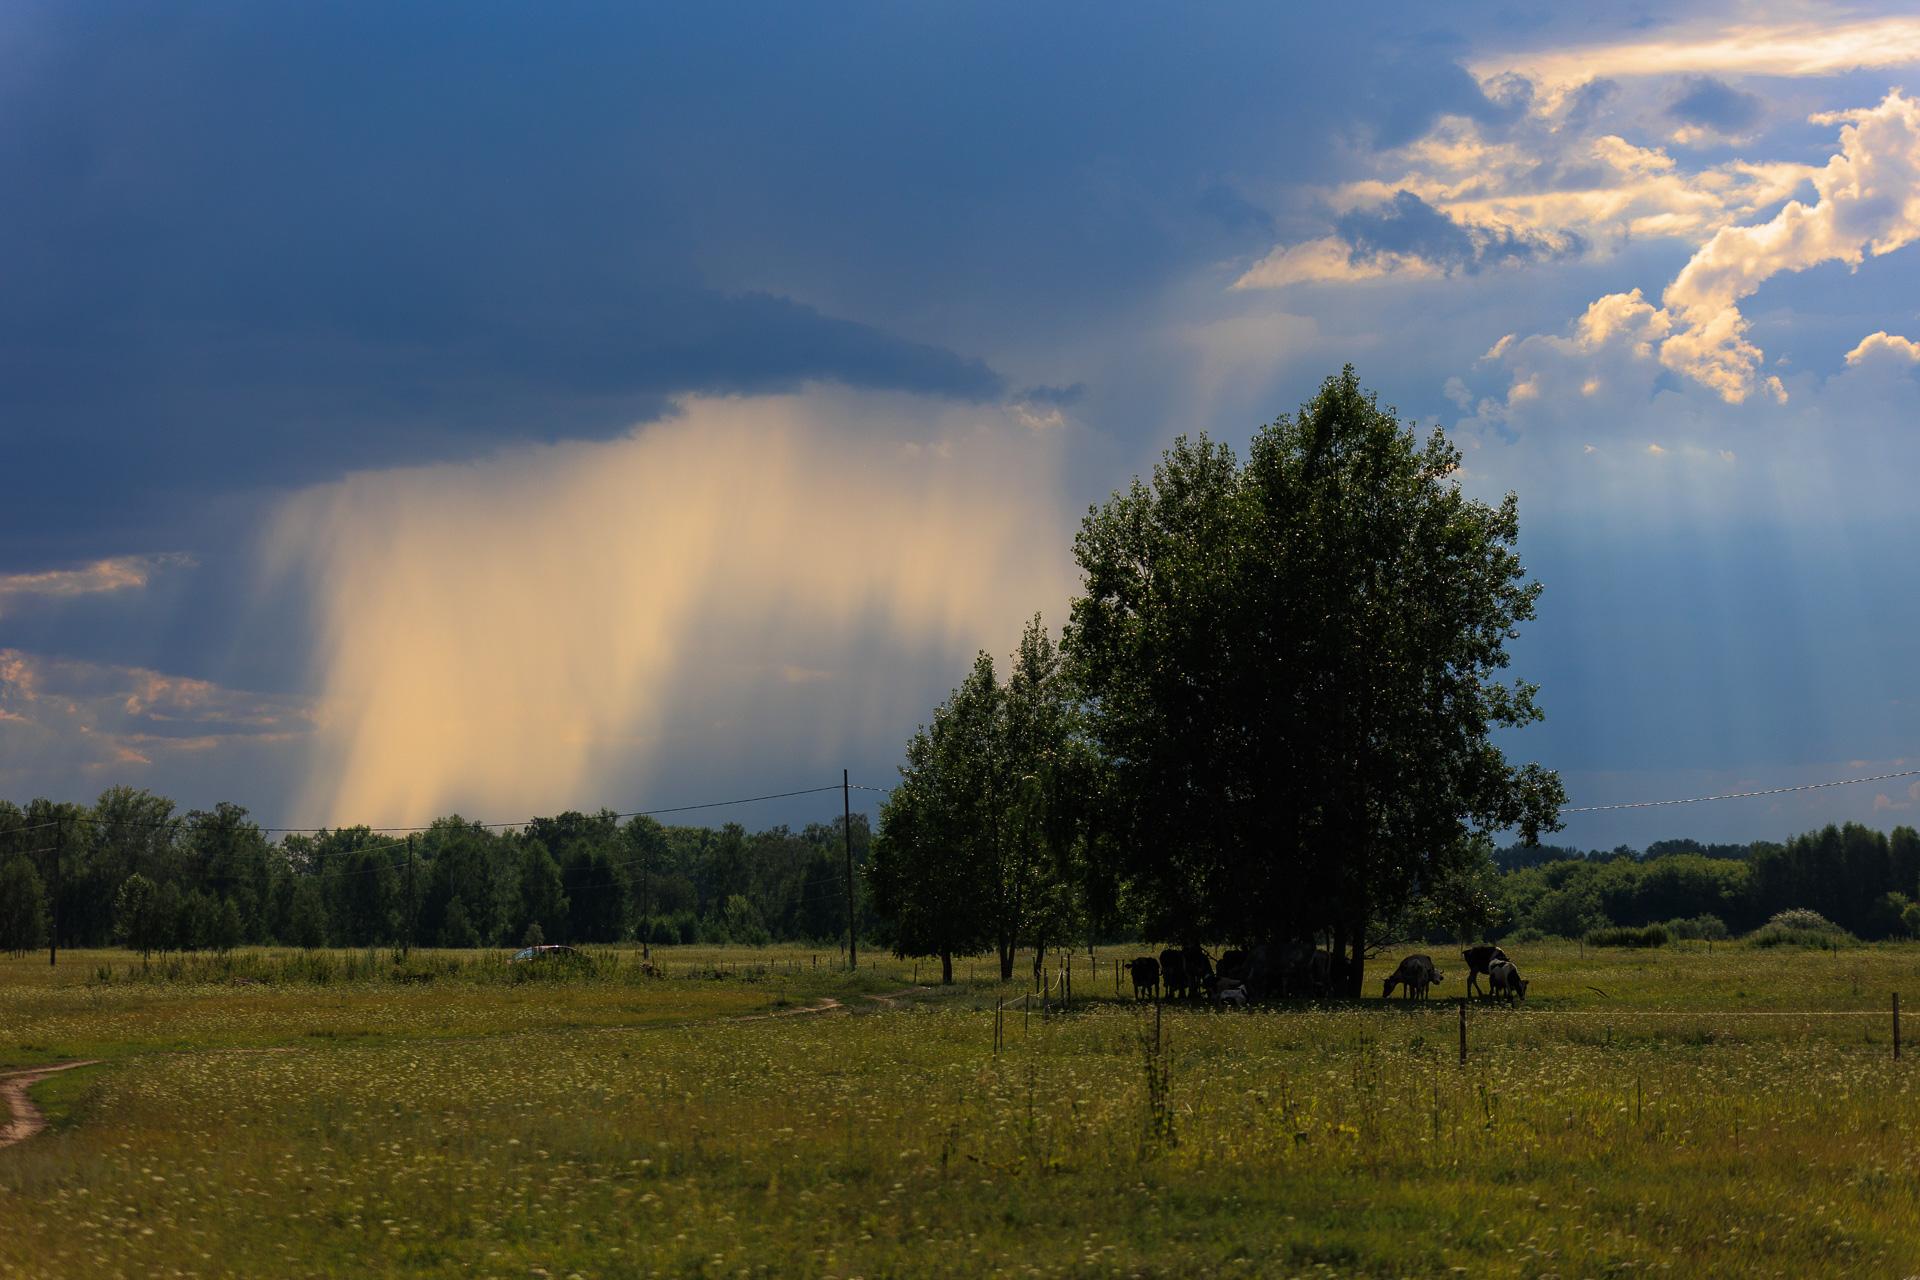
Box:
[1488,958,1529,1002]
[1381,953,1444,1000]
[1461,944,1509,998]
[1128,956,1160,1000]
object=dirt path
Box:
[860,986,932,1008]
[0,1060,100,1151]
[734,997,845,1021]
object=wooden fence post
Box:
[1895,992,1902,1061]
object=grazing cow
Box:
[1488,958,1529,1002]
[1128,956,1160,1000]
[1381,953,1444,1000]
[1214,978,1248,1007]
[1159,945,1213,1000]
[1461,944,1510,998]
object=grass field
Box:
[0,941,1916,1278]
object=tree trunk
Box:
[941,951,953,985]
[1345,910,1368,998]
[998,936,1015,981]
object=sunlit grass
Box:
[1,941,1916,1277]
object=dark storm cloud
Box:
[1667,75,1765,132]
[1336,190,1584,273]
[0,1,1520,568]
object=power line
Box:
[1560,767,1920,814]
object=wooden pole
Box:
[843,769,856,971]
[1895,992,1902,1061]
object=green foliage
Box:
[870,617,1093,982]
[112,873,161,960]
[1584,923,1669,948]
[437,895,481,949]
[1748,908,1857,949]
[0,854,49,955]
[1663,913,1729,941]
[1067,368,1563,988]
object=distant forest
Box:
[1492,827,1920,942]
[0,789,873,956]
[2,787,1917,958]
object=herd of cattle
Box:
[1125,943,1529,1005]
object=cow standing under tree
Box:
[1462,944,1509,998]
[1159,945,1213,1000]
[1128,956,1160,1000]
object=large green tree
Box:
[1067,367,1564,993]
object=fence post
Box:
[1895,992,1902,1061]
[1458,999,1467,1064]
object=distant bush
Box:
[1748,908,1856,949]
[1663,913,1729,941]
[1509,926,1546,944]
[1584,923,1669,948]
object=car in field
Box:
[510,944,584,964]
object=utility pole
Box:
[844,769,856,971]
[404,834,416,960]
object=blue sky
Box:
[7,1,1920,844]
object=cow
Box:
[1213,978,1248,1007]
[1461,944,1510,998]
[1128,956,1160,1000]
[1488,958,1529,1003]
[1159,945,1213,1000]
[1218,949,1250,982]
[1381,953,1444,1000]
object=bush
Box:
[1584,923,1669,948]
[1663,913,1729,941]
[1748,907,1856,949]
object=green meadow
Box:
[1,942,1916,1278]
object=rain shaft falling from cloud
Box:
[264,390,1076,827]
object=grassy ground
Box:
[0,941,1916,1278]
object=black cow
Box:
[1128,956,1160,1000]
[1159,945,1213,1000]
[1381,953,1443,1000]
[1461,944,1509,998]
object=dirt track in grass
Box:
[0,1061,99,1150]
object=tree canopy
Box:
[1066,367,1564,990]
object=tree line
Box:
[1494,825,1920,941]
[0,790,872,956]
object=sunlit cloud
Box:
[264,388,1076,827]
[1844,330,1920,366]
[0,552,194,613]
[1476,17,1920,92]
[0,649,314,787]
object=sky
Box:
[7,1,1920,847]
